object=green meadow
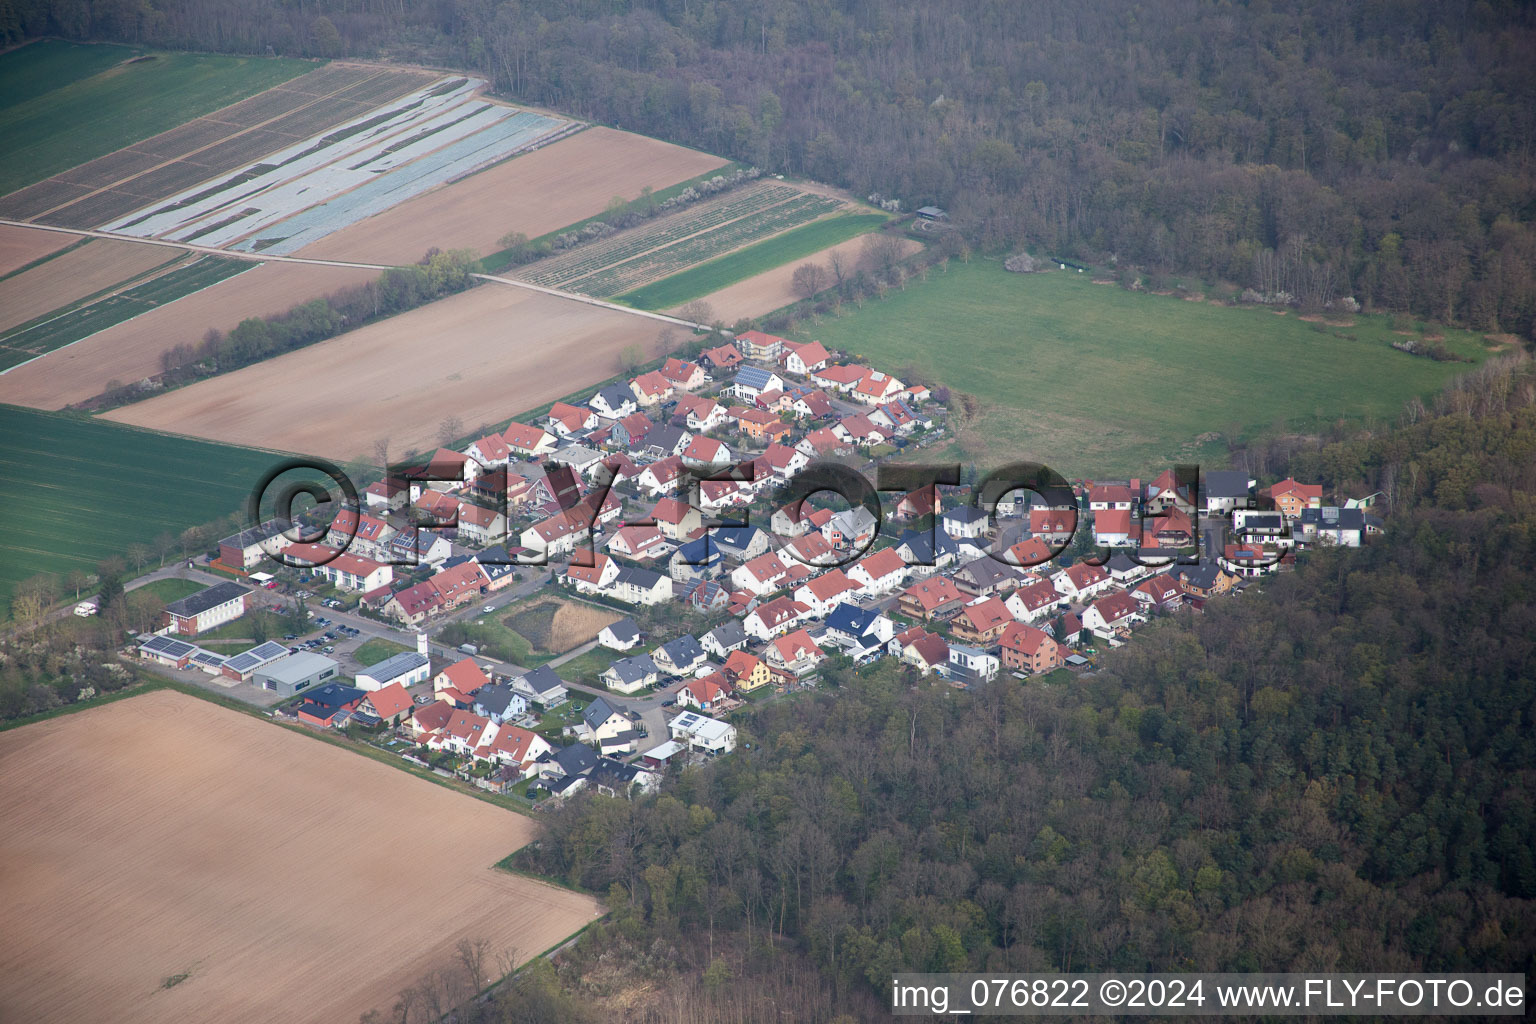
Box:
[803,259,1491,477]
[0,40,312,194]
[0,406,286,613]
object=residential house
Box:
[896,627,950,675]
[946,644,1000,686]
[730,366,786,401]
[1297,506,1365,547]
[684,579,731,613]
[895,485,940,520]
[1053,561,1113,601]
[767,630,824,677]
[660,357,706,390]
[731,552,789,595]
[681,435,731,470]
[998,622,1066,675]
[511,665,568,708]
[849,547,908,596]
[357,683,416,726]
[898,576,967,621]
[896,528,959,573]
[850,368,905,405]
[793,569,861,618]
[598,618,641,651]
[1094,509,1135,547]
[952,596,1014,644]
[797,425,854,458]
[218,521,293,569]
[388,529,453,567]
[630,370,674,406]
[809,363,865,393]
[1030,507,1076,544]
[608,524,668,561]
[564,552,621,594]
[823,603,896,659]
[472,682,529,724]
[721,649,771,691]
[1204,471,1256,514]
[636,455,686,498]
[1266,478,1324,519]
[1133,573,1184,613]
[699,342,744,371]
[602,654,659,694]
[781,339,830,375]
[546,401,597,436]
[669,711,738,754]
[770,503,832,539]
[670,535,723,581]
[679,395,728,432]
[429,560,488,611]
[503,422,557,457]
[838,412,890,447]
[589,383,639,419]
[736,329,789,361]
[1088,483,1135,511]
[653,635,707,676]
[1082,591,1144,635]
[1144,468,1196,514]
[456,503,507,548]
[609,565,673,606]
[952,556,1026,597]
[384,581,443,626]
[520,509,590,559]
[942,505,991,540]
[824,506,878,550]
[791,388,834,420]
[743,595,807,640]
[580,697,641,755]
[701,620,749,658]
[435,657,490,695]
[677,672,733,711]
[1005,579,1062,623]
[637,425,691,460]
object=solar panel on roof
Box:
[247,640,289,660]
[223,652,264,673]
[191,651,226,667]
[141,635,195,658]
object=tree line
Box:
[10,0,1536,339]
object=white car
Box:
[482,605,495,614]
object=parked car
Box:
[482,605,495,614]
[323,646,335,653]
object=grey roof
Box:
[517,664,565,694]
[956,555,1019,587]
[614,565,666,589]
[592,383,637,409]
[657,634,703,666]
[302,680,364,709]
[640,425,688,453]
[602,618,640,643]
[592,759,645,786]
[943,505,990,524]
[1204,471,1254,499]
[164,581,250,618]
[473,681,521,718]
[551,743,599,776]
[583,696,623,731]
[703,620,747,648]
[190,650,227,668]
[361,650,429,682]
[605,654,657,684]
[712,525,764,555]
[220,519,290,549]
[256,652,338,685]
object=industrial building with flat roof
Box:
[254,652,339,697]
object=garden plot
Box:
[517,180,846,297]
[101,76,570,258]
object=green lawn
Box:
[804,260,1491,477]
[616,213,890,310]
[0,256,253,370]
[128,578,205,603]
[0,406,287,615]
[553,645,622,687]
[0,42,313,194]
[355,638,412,667]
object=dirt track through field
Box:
[0,238,181,333]
[103,284,662,460]
[0,223,75,276]
[0,689,600,1024]
[0,262,379,409]
[299,126,728,265]
[673,235,922,321]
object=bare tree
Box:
[654,326,680,357]
[860,231,908,281]
[456,936,490,992]
[827,249,848,290]
[437,416,463,446]
[678,299,714,326]
[125,544,151,572]
[617,343,645,373]
[791,261,827,301]
[372,437,391,472]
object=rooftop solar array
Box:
[223,640,289,675]
[247,640,289,660]
[139,635,196,659]
[190,651,227,668]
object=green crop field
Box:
[0,41,313,194]
[0,256,253,370]
[0,406,286,614]
[616,213,889,310]
[804,260,1492,477]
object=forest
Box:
[4,0,1535,337]
[443,356,1536,1021]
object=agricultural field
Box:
[102,284,663,461]
[670,233,922,321]
[505,598,622,657]
[617,212,891,310]
[0,689,600,1024]
[0,238,183,334]
[0,405,282,609]
[0,256,252,371]
[806,260,1492,477]
[0,40,315,199]
[102,77,572,255]
[0,224,78,277]
[518,180,847,297]
[299,126,728,265]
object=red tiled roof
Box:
[438,657,490,694]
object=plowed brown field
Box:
[298,126,727,265]
[0,238,180,333]
[0,261,378,410]
[103,284,660,460]
[0,225,74,277]
[0,689,600,1024]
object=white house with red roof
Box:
[699,342,743,371]
[736,329,790,360]
[502,421,556,457]
[563,552,620,593]
[810,363,865,393]
[1081,591,1144,634]
[430,561,489,610]
[384,581,443,626]
[313,551,392,593]
[608,524,667,561]
[455,503,507,547]
[731,552,789,595]
[1053,561,1114,601]
[677,672,734,712]
[848,547,908,596]
[519,508,590,558]
[681,435,731,470]
[1005,579,1061,623]
[743,596,808,640]
[630,370,674,406]
[660,357,706,390]
[546,401,597,436]
[678,394,728,432]
[793,569,860,618]
[850,368,905,404]
[434,656,490,695]
[466,431,512,468]
[759,442,809,481]
[636,455,685,498]
[780,339,830,375]
[1093,509,1135,547]
[797,425,855,458]
[767,629,824,676]
[1088,484,1135,511]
